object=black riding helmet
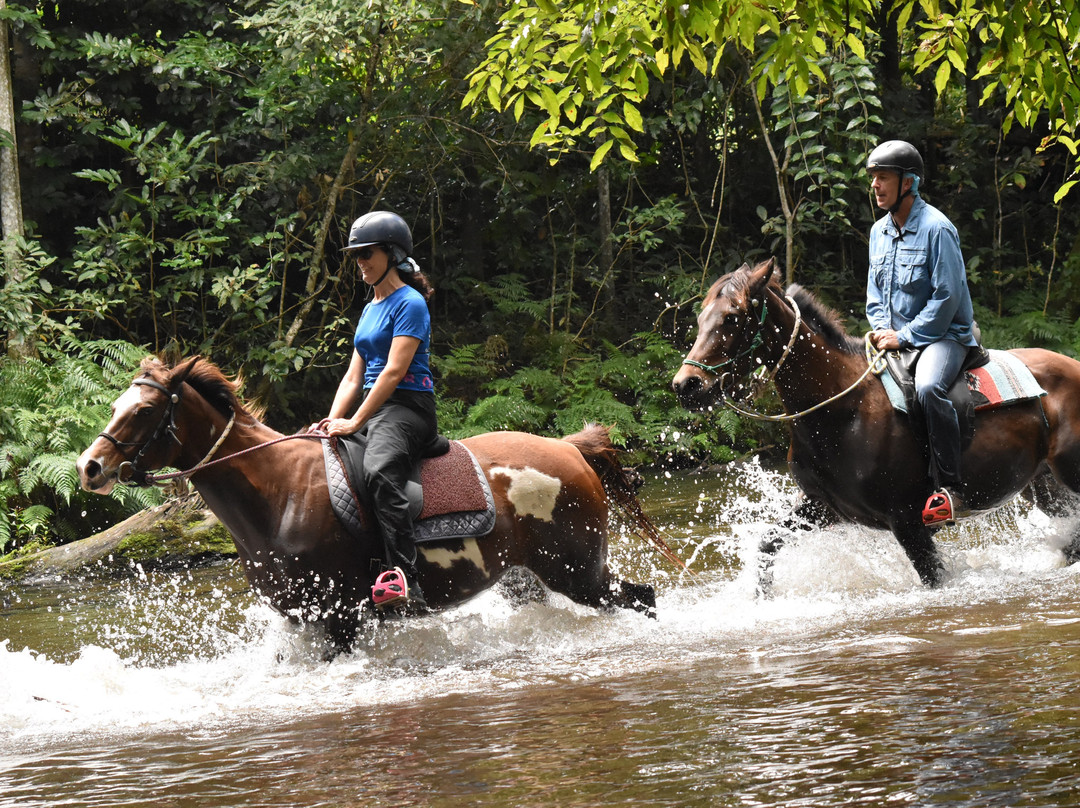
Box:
[342,211,414,267]
[867,140,924,213]
[866,140,924,178]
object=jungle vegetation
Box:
[1,0,1078,551]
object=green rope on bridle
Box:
[681,298,769,375]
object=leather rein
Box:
[98,376,326,487]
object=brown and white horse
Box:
[77,356,664,653]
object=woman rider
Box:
[309,211,437,611]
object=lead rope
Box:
[717,325,888,423]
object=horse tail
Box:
[562,424,690,573]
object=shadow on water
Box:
[3,462,1080,807]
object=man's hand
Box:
[870,329,902,351]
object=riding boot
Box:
[361,394,437,613]
[400,562,428,613]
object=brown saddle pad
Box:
[322,437,495,543]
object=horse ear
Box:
[748,258,775,295]
[171,355,202,389]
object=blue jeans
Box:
[914,339,967,488]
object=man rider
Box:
[865,140,977,525]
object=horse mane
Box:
[785,283,863,355]
[139,356,263,421]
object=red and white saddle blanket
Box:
[879,348,1046,414]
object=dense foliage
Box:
[1,0,1078,551]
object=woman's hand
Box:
[308,417,361,436]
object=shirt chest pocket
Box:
[896,247,929,292]
[870,253,888,287]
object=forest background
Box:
[1,0,1078,553]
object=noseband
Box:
[682,295,802,385]
[97,377,184,486]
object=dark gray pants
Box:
[361,390,437,570]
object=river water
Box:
[3,462,1080,807]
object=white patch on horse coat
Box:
[419,539,489,575]
[490,466,562,522]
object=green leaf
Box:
[1054,180,1077,203]
[623,101,644,133]
[934,61,951,96]
[618,140,640,163]
[486,80,503,113]
[590,138,615,171]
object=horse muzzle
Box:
[76,446,118,495]
[672,366,725,410]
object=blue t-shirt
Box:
[353,285,434,392]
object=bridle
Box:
[682,294,801,388]
[97,371,327,488]
[97,370,235,487]
[680,293,884,422]
[97,378,187,486]
[681,296,774,377]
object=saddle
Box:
[879,345,1047,450]
[321,433,496,544]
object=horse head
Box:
[672,258,779,409]
[77,355,205,493]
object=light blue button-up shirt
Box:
[866,196,976,348]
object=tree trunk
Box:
[0,1,21,242]
[0,0,28,355]
[596,162,614,317]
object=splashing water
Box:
[3,463,1079,790]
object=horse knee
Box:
[496,567,549,607]
[756,499,834,598]
[1065,540,1080,566]
[321,611,362,658]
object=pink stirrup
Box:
[372,567,409,609]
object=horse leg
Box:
[757,496,837,596]
[1023,473,1074,516]
[1017,473,1080,564]
[318,595,368,658]
[893,520,945,587]
[606,578,657,619]
[496,566,549,607]
[523,529,656,619]
[540,559,656,618]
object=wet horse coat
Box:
[672,259,1080,586]
[77,357,660,652]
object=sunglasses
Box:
[352,246,380,260]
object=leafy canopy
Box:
[465,0,1080,196]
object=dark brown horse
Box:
[672,258,1080,587]
[77,356,664,653]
